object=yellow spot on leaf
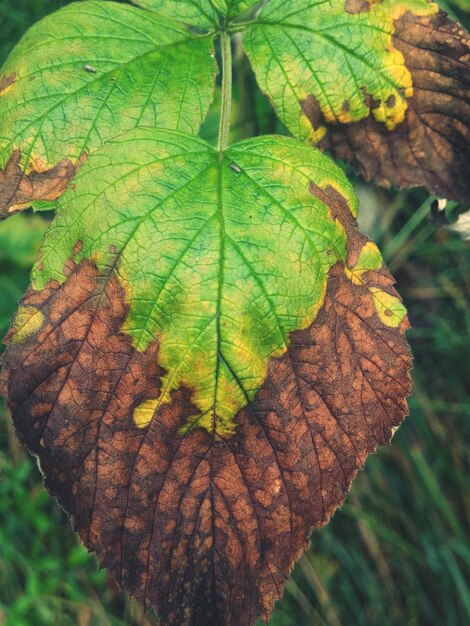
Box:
[306,123,327,144]
[299,110,327,143]
[0,82,14,97]
[345,242,406,326]
[0,73,15,97]
[345,241,382,284]
[12,306,44,344]
[133,398,159,429]
[369,288,407,327]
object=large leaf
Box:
[131,0,219,27]
[0,1,216,218]
[213,0,263,19]
[244,0,470,201]
[1,129,411,625]
[132,0,261,25]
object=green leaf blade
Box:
[131,0,219,27]
[0,1,216,217]
[132,0,262,25]
[217,0,263,19]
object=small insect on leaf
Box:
[83,64,97,73]
[230,161,242,173]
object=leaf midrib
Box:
[211,154,227,434]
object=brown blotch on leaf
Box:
[0,72,16,96]
[0,150,86,219]
[72,240,83,256]
[309,181,365,267]
[309,181,407,306]
[345,0,371,15]
[313,11,470,202]
[360,86,381,110]
[300,94,325,129]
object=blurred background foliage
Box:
[0,1,469,625]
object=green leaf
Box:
[131,0,219,27]
[2,128,411,625]
[0,1,216,217]
[244,0,470,202]
[132,0,262,25]
[214,0,263,19]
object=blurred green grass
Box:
[1,2,469,625]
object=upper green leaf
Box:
[244,0,470,201]
[131,0,219,27]
[214,0,263,19]
[0,1,216,217]
[132,0,261,25]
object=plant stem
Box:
[226,19,258,33]
[217,30,232,153]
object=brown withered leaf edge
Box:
[1,185,412,626]
[301,10,470,202]
[0,72,16,96]
[0,150,85,219]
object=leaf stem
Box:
[217,30,232,153]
